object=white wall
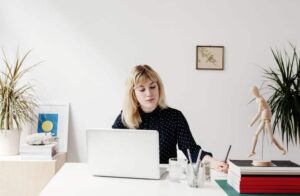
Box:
[1,0,299,163]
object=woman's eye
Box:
[150,86,156,89]
[138,88,145,92]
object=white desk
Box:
[40,163,227,196]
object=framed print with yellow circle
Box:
[37,113,58,136]
[33,103,69,152]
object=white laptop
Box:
[86,128,165,180]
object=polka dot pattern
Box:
[112,107,212,163]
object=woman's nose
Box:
[145,88,151,96]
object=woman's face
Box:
[134,79,159,113]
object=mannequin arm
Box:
[249,102,262,127]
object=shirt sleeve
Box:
[176,111,212,162]
[112,112,126,129]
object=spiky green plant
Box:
[263,44,300,149]
[0,49,39,130]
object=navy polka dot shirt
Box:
[112,107,212,164]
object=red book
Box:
[240,184,300,189]
[227,173,300,193]
[240,188,300,194]
[241,175,300,181]
[240,176,300,185]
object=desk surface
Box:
[40,163,228,196]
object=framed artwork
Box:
[196,45,224,70]
[33,103,69,152]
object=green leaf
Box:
[263,44,300,149]
[0,49,40,130]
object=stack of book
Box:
[20,142,58,160]
[227,159,300,194]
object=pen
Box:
[195,149,202,166]
[187,149,193,164]
[224,145,232,163]
[195,149,202,174]
[187,149,196,174]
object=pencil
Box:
[187,149,193,164]
[224,145,232,163]
[195,149,202,174]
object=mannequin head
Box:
[251,86,260,98]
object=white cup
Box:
[168,158,187,182]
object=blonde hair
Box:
[122,65,167,128]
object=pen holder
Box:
[186,163,205,188]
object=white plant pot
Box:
[0,129,20,155]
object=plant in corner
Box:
[262,44,300,150]
[0,49,39,155]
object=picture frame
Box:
[196,45,224,70]
[32,103,69,152]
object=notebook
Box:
[86,128,166,179]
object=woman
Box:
[112,65,228,172]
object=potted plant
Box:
[0,49,39,155]
[262,44,300,149]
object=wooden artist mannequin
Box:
[249,86,286,158]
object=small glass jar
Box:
[168,158,187,182]
[186,163,205,188]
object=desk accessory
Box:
[224,145,231,163]
[20,142,58,160]
[186,149,205,188]
[168,157,187,182]
[216,180,300,195]
[248,86,286,166]
[227,159,300,193]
